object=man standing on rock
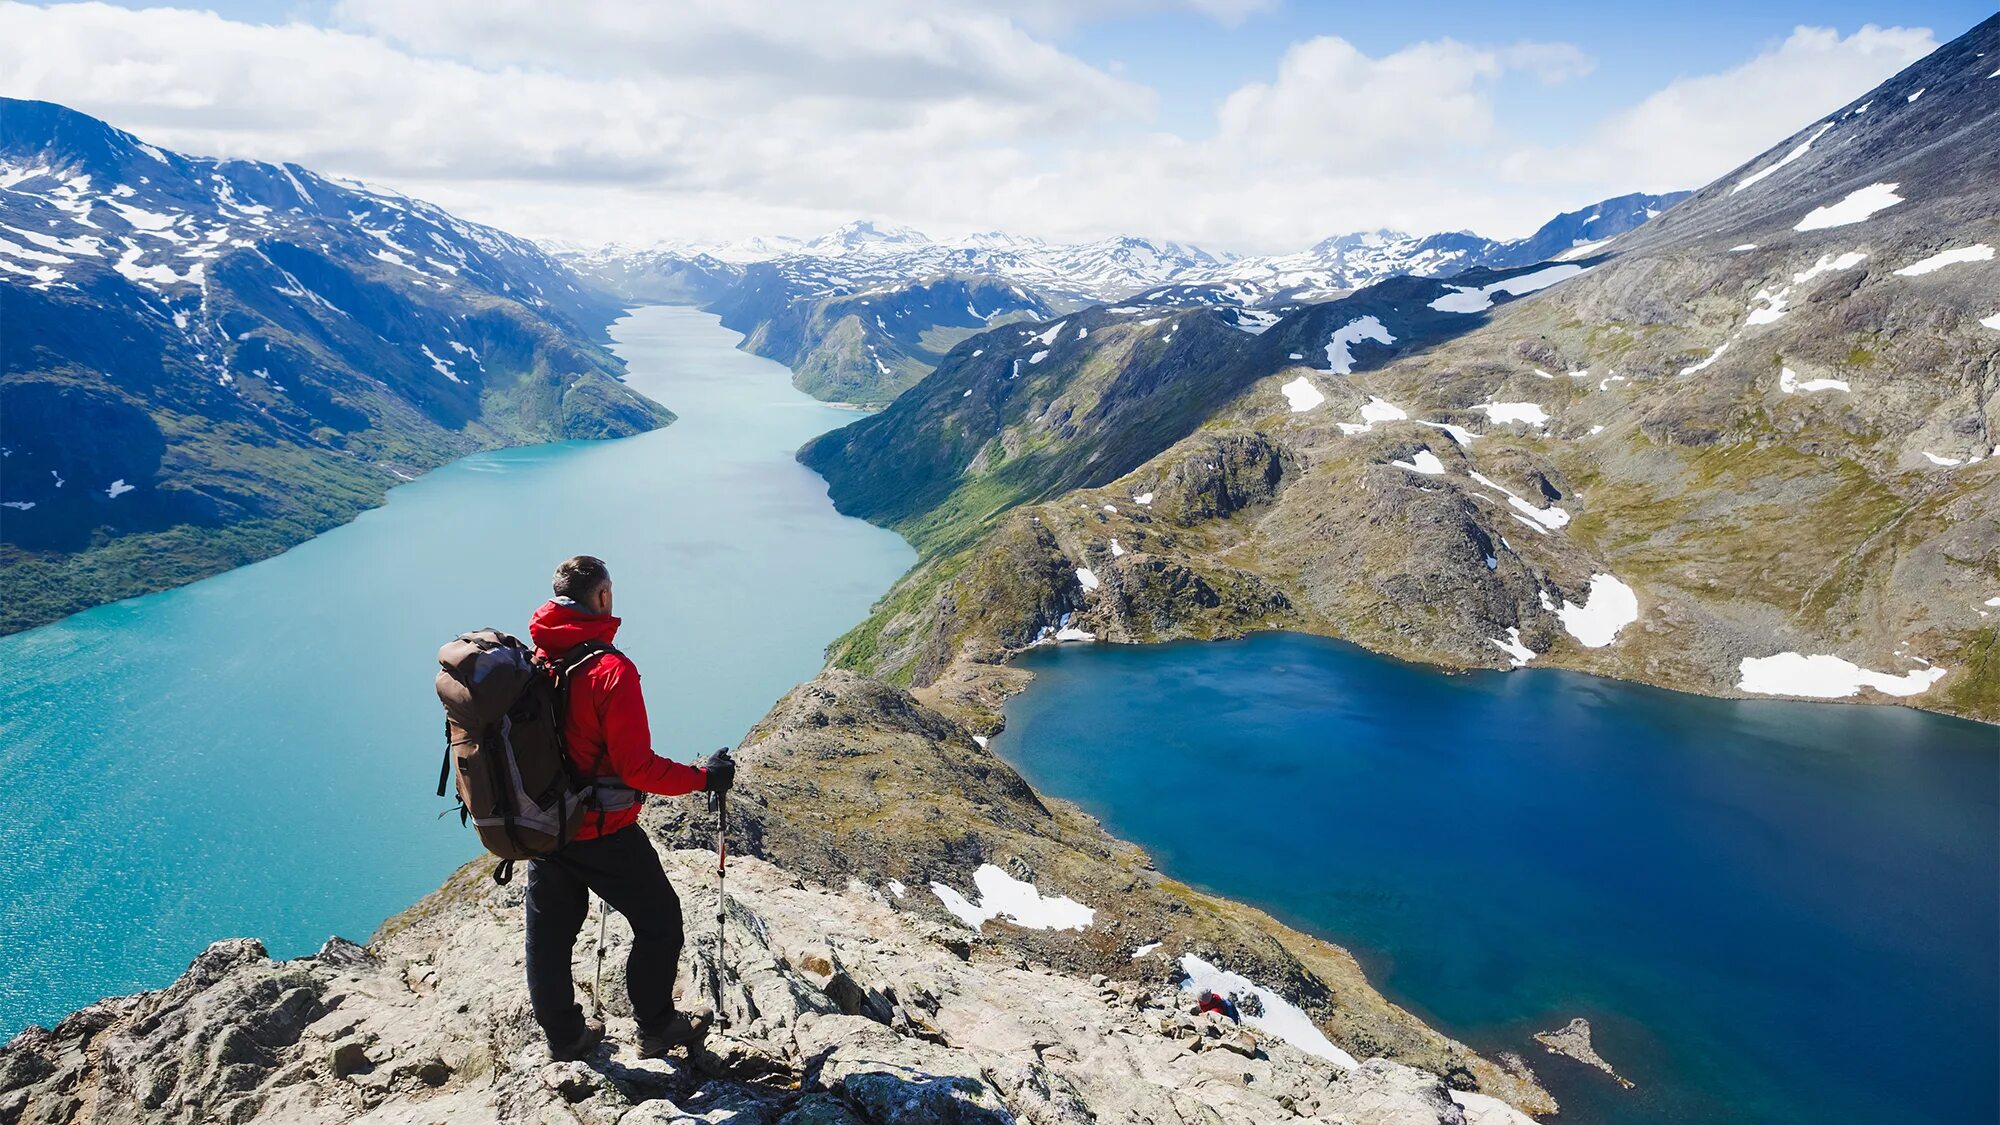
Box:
[525,554,736,1061]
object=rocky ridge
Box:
[1,672,1555,1125]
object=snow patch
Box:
[105,479,136,499]
[1178,955,1358,1069]
[1794,182,1903,231]
[1279,375,1324,412]
[1324,315,1395,374]
[1418,420,1478,445]
[1679,342,1729,376]
[1467,471,1568,532]
[1893,244,1994,276]
[1132,942,1161,958]
[1779,367,1849,394]
[1132,492,1154,506]
[1075,567,1101,592]
[1428,264,1586,314]
[1470,402,1549,426]
[1731,122,1833,194]
[1337,396,1408,435]
[1390,450,1445,475]
[1032,320,1068,346]
[1490,627,1536,667]
[931,865,1094,931]
[1728,243,1758,252]
[1737,653,1946,698]
[1028,350,1050,365]
[1555,574,1639,648]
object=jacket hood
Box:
[529,598,622,656]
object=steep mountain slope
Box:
[1,672,1555,1125]
[0,99,670,633]
[709,273,1053,405]
[805,19,2000,723]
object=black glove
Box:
[701,748,736,794]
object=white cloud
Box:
[1503,24,1935,190]
[0,4,1944,253]
[1214,36,1506,167]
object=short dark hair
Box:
[553,555,610,601]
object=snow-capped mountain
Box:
[800,220,932,257]
[0,98,668,632]
[561,226,1231,307]
[561,193,1683,312]
[1187,192,1691,304]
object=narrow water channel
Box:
[0,306,914,1036]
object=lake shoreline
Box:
[987,630,1998,1125]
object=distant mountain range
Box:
[0,98,670,632]
[559,193,1687,406]
[559,193,1688,309]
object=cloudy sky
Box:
[0,1,1985,252]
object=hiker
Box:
[523,554,736,1061]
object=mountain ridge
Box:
[0,98,673,633]
[799,17,2000,723]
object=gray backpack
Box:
[434,629,612,881]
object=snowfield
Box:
[1490,627,1537,667]
[1390,450,1446,475]
[1893,244,1994,276]
[1737,653,1947,698]
[1555,574,1639,648]
[931,865,1095,931]
[1177,955,1359,1070]
[1324,315,1395,374]
[1280,375,1325,412]
[1793,182,1903,231]
[1470,401,1549,426]
[1428,264,1586,314]
[1779,367,1849,394]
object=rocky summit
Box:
[1,673,1554,1125]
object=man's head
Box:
[553,555,614,615]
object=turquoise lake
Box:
[0,306,914,1035]
[1002,633,1997,1125]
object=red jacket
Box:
[529,599,707,840]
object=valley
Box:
[2,12,1995,1125]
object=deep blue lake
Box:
[1002,632,1998,1125]
[0,307,914,1036]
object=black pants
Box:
[525,825,684,1044]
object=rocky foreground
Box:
[2,674,1555,1124]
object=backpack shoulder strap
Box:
[552,639,618,682]
[548,641,621,782]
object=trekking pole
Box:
[708,783,730,1028]
[592,895,607,1018]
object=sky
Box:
[0,1,1988,253]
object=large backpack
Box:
[433,628,615,882]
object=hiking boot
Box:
[549,1017,606,1062]
[637,1010,712,1057]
